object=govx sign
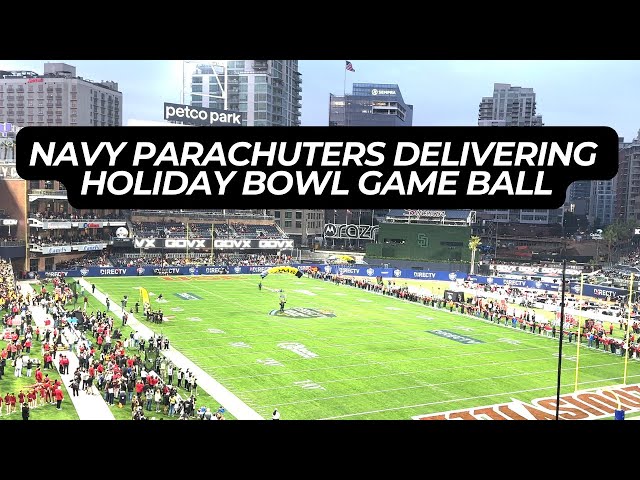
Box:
[133,237,294,250]
[164,102,242,127]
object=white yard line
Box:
[79,278,263,420]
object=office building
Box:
[0,62,122,128]
[0,63,125,272]
[478,83,561,226]
[615,132,640,222]
[188,60,301,126]
[266,209,324,247]
[478,83,543,127]
[329,83,413,127]
[589,137,628,227]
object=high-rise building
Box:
[0,63,122,128]
[478,83,561,226]
[325,83,412,249]
[615,132,640,222]
[590,137,628,227]
[329,83,413,127]
[188,60,301,127]
[478,83,543,127]
[0,63,125,273]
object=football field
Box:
[90,274,640,419]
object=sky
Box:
[2,60,639,140]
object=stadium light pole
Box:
[555,222,568,420]
[555,258,567,420]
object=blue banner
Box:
[32,264,622,300]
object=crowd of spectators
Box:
[110,253,291,267]
[31,211,124,221]
[55,253,112,269]
[29,234,109,246]
[37,278,224,420]
[307,269,640,359]
[0,259,67,418]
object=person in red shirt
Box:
[18,391,25,405]
[35,367,43,383]
[24,338,31,354]
[54,386,64,410]
[4,393,10,415]
[0,394,3,416]
[39,386,46,406]
[9,393,16,413]
[135,379,144,400]
[35,327,40,341]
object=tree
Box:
[603,226,618,264]
[469,235,482,274]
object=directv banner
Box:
[30,265,624,300]
[132,237,295,250]
[468,275,560,292]
[568,282,628,300]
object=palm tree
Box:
[469,235,482,274]
[603,226,618,264]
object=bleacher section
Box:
[131,221,287,239]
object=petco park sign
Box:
[164,102,241,127]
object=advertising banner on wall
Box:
[132,237,295,250]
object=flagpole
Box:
[343,62,347,127]
[574,273,584,392]
[623,273,634,385]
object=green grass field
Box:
[86,274,640,420]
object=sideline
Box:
[78,278,263,420]
[18,281,116,420]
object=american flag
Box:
[345,61,355,72]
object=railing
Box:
[29,189,67,196]
[0,240,26,246]
[132,210,275,221]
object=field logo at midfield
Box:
[278,342,318,359]
[175,292,202,301]
[269,307,336,318]
[413,384,640,420]
[427,329,484,345]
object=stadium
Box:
[3,182,640,421]
[2,61,640,421]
